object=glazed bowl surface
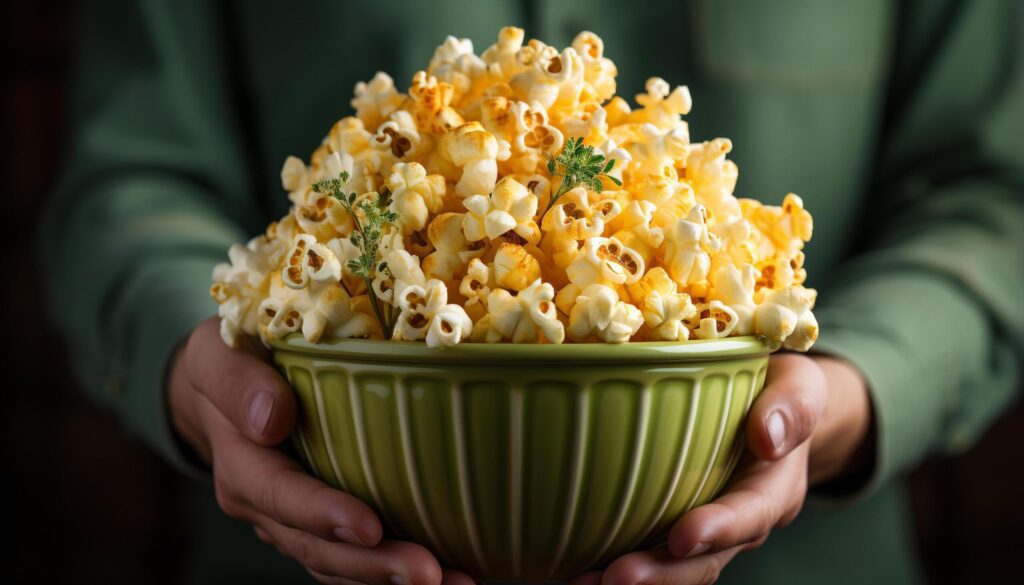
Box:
[270,335,775,581]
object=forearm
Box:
[39,0,259,471]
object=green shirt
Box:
[40,0,1023,583]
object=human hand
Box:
[570,353,872,585]
[168,317,477,585]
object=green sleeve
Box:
[38,0,261,472]
[813,0,1024,494]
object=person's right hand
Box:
[169,317,474,585]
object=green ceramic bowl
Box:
[270,335,776,581]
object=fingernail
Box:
[685,541,710,558]
[249,390,274,436]
[767,410,786,452]
[389,575,411,585]
[334,526,367,546]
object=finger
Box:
[600,544,744,585]
[747,353,827,460]
[441,567,478,585]
[570,571,603,585]
[207,403,383,547]
[308,569,365,585]
[666,443,809,558]
[185,316,296,444]
[252,513,442,585]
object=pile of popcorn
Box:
[211,27,819,350]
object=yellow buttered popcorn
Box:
[212,27,819,350]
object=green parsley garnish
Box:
[312,171,399,337]
[538,136,621,224]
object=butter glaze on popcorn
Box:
[212,27,818,350]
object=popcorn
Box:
[566,236,645,289]
[664,206,715,288]
[210,232,289,347]
[386,162,446,234]
[611,199,665,264]
[428,36,488,103]
[282,234,342,290]
[625,268,697,341]
[571,31,617,102]
[492,242,542,291]
[372,110,431,164]
[509,44,584,115]
[213,28,819,350]
[541,187,621,268]
[745,193,813,255]
[443,122,509,198]
[482,27,526,78]
[409,71,464,134]
[393,279,473,347]
[462,176,540,244]
[372,249,426,305]
[459,258,495,315]
[422,212,485,281]
[686,139,741,223]
[300,283,376,343]
[754,285,819,351]
[690,300,739,340]
[510,100,564,159]
[259,295,305,342]
[709,264,758,335]
[351,72,404,132]
[567,284,644,343]
[472,279,564,343]
[630,77,692,128]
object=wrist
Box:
[807,355,875,486]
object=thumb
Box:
[185,317,296,445]
[747,353,827,460]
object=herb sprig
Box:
[312,171,399,337]
[538,136,621,223]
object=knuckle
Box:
[289,534,321,572]
[788,395,819,438]
[214,480,244,518]
[778,499,805,527]
[746,535,769,551]
[255,475,286,521]
[701,555,727,584]
[606,555,647,585]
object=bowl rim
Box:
[270,334,779,365]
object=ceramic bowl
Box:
[270,335,775,581]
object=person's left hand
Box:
[569,353,872,585]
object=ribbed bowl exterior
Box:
[271,336,772,581]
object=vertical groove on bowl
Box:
[546,388,591,577]
[704,370,758,499]
[289,366,326,482]
[294,430,318,479]
[450,385,489,575]
[624,377,702,553]
[509,385,524,577]
[683,374,735,512]
[565,380,645,573]
[313,371,348,492]
[394,378,447,561]
[346,373,393,530]
[590,384,653,567]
